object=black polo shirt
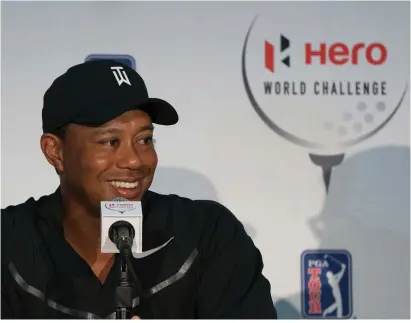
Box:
[1,187,277,319]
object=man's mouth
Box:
[108,180,139,189]
[107,180,142,199]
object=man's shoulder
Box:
[2,196,38,224]
[1,193,54,266]
[2,192,51,220]
[1,192,54,238]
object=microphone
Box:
[100,197,143,319]
[100,197,143,255]
[108,220,135,253]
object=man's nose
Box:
[116,142,144,170]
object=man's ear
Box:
[40,133,64,174]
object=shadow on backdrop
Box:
[274,145,410,319]
[151,166,257,238]
[151,167,220,201]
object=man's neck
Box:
[63,211,100,246]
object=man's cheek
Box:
[82,151,113,171]
[142,151,158,168]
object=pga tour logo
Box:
[301,250,353,319]
[105,202,136,214]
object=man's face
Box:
[59,109,158,208]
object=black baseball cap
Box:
[42,60,179,134]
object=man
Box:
[1,60,277,319]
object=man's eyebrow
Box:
[140,124,155,132]
[92,128,122,136]
[92,124,154,136]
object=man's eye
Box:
[102,139,119,147]
[138,137,155,145]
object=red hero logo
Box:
[305,42,388,66]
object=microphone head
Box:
[108,220,136,244]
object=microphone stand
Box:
[115,242,133,319]
[109,220,142,319]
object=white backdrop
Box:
[1,1,410,319]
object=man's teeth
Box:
[109,181,139,189]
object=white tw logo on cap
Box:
[110,66,131,86]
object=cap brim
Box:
[138,98,179,125]
[72,97,179,127]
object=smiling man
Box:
[1,60,277,319]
